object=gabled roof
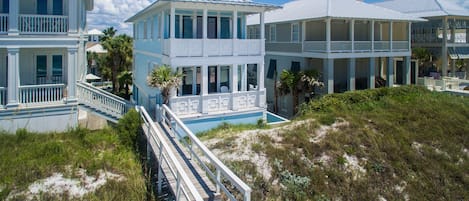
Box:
[126,0,280,23]
[247,0,424,25]
[375,0,469,18]
[87,29,104,36]
[86,43,108,54]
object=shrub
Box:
[116,109,142,150]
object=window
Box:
[37,0,47,15]
[3,0,9,13]
[291,23,300,42]
[175,15,180,38]
[238,65,243,91]
[220,66,230,92]
[52,55,62,83]
[36,55,47,84]
[181,67,194,95]
[247,26,259,39]
[52,0,63,15]
[196,16,203,39]
[269,24,276,42]
[208,66,218,93]
[291,61,300,73]
[247,64,258,91]
[267,60,277,79]
[220,17,231,39]
[208,17,217,39]
[237,17,242,39]
[143,20,147,39]
[183,16,193,39]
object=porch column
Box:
[369,57,375,89]
[7,48,19,108]
[241,64,247,91]
[233,10,238,56]
[386,57,394,87]
[404,56,411,85]
[8,0,19,35]
[231,64,238,111]
[408,22,412,51]
[217,12,221,39]
[170,7,176,39]
[201,65,208,114]
[192,11,197,38]
[203,9,208,57]
[370,20,375,51]
[348,58,356,91]
[323,59,334,94]
[442,17,448,76]
[389,21,393,51]
[68,0,78,34]
[257,62,265,107]
[260,12,265,55]
[326,18,331,53]
[350,19,355,52]
[67,47,78,103]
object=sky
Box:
[87,0,469,36]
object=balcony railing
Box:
[0,14,7,33]
[303,41,409,53]
[19,14,68,34]
[76,82,130,119]
[0,87,6,107]
[164,39,262,57]
[19,84,65,104]
[170,90,265,116]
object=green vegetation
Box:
[203,86,469,200]
[0,111,147,201]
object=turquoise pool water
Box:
[181,111,289,134]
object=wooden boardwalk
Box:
[143,122,220,201]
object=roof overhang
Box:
[126,0,280,23]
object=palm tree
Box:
[101,27,133,93]
[118,71,133,99]
[147,65,182,105]
[277,69,323,114]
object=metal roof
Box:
[247,0,424,25]
[126,0,280,23]
[375,0,469,18]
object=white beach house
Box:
[376,0,469,79]
[126,0,278,123]
[247,0,423,117]
[0,0,94,132]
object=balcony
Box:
[164,39,262,57]
[170,90,265,116]
[19,15,68,34]
[302,41,409,53]
[19,84,65,105]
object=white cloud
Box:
[87,0,155,35]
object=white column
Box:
[389,21,393,51]
[258,62,265,90]
[231,65,238,92]
[350,20,355,52]
[408,22,412,51]
[369,58,375,89]
[348,58,356,91]
[404,56,411,85]
[203,9,208,57]
[7,48,19,108]
[67,47,78,102]
[370,20,375,51]
[242,64,247,91]
[323,59,334,94]
[233,10,238,56]
[8,0,19,35]
[170,7,176,39]
[217,12,221,39]
[386,57,394,87]
[201,65,208,114]
[302,21,306,51]
[68,0,78,34]
[326,18,331,53]
[442,17,448,76]
[260,12,265,55]
[192,11,197,38]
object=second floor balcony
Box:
[302,40,409,53]
[163,38,263,57]
[0,14,69,34]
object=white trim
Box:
[291,22,300,42]
[269,24,276,42]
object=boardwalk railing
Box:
[137,106,204,201]
[76,82,130,119]
[19,84,65,104]
[161,104,252,201]
[19,14,68,33]
[0,87,6,107]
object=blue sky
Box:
[87,0,467,35]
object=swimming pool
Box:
[181,111,290,134]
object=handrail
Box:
[136,106,204,201]
[19,84,65,104]
[76,82,131,118]
[160,104,252,201]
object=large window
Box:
[52,0,63,15]
[37,0,47,14]
[208,66,218,93]
[291,23,300,42]
[180,67,201,96]
[36,55,47,84]
[247,64,258,91]
[220,66,230,92]
[52,55,62,83]
[269,24,276,42]
[220,17,231,39]
[2,0,9,13]
[183,16,193,39]
[208,17,217,39]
